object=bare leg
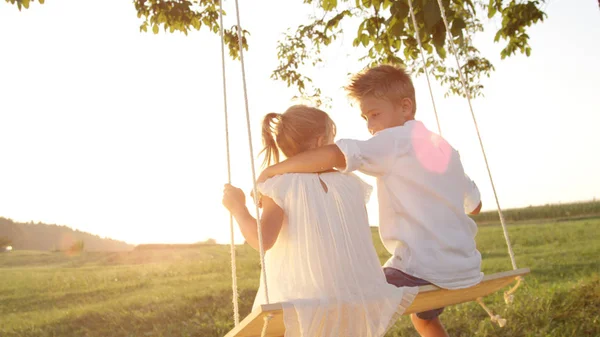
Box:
[410,314,449,337]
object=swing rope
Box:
[431,0,523,325]
[232,0,271,307]
[476,298,507,327]
[407,0,443,136]
[218,0,240,326]
[433,0,518,271]
[405,0,524,325]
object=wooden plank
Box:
[404,268,530,314]
[224,308,286,337]
[224,268,530,337]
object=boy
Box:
[257,64,483,337]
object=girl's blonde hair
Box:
[261,105,336,167]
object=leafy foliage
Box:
[130,0,546,98]
[270,0,546,98]
[133,0,249,59]
[4,0,44,11]
[7,0,547,99]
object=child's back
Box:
[255,172,417,337]
[337,120,483,289]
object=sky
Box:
[0,0,599,245]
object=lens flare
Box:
[412,123,451,174]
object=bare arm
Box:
[463,174,482,215]
[223,184,284,251]
[468,202,483,215]
[258,144,346,183]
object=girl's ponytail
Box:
[260,112,281,167]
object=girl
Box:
[222,105,417,337]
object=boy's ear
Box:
[401,97,415,118]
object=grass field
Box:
[1,218,599,337]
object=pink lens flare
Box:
[412,123,451,174]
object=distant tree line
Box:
[135,238,219,250]
[0,217,133,252]
[472,200,600,224]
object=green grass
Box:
[1,219,599,337]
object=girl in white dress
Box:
[222,105,417,337]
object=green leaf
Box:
[322,0,337,11]
[494,30,502,42]
[423,0,442,33]
[152,24,159,34]
[375,42,383,52]
[361,34,370,47]
[357,21,366,36]
[423,41,433,53]
[435,45,447,59]
[488,0,498,18]
[450,18,466,37]
[432,23,446,55]
[39,0,45,4]
[390,18,404,37]
[391,2,409,21]
[191,18,201,30]
[22,0,30,9]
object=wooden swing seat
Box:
[224,268,530,337]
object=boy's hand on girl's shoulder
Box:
[256,167,273,184]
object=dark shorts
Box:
[384,267,444,320]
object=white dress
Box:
[255,172,418,337]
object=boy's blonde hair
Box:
[261,105,336,167]
[345,64,417,114]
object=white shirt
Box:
[336,120,483,289]
[256,173,418,337]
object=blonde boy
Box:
[258,64,483,337]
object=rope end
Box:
[492,315,507,328]
[261,314,274,337]
[477,297,507,328]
